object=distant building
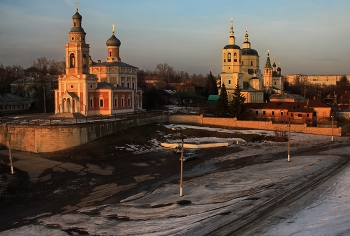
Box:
[218,19,284,103]
[0,93,31,115]
[269,93,308,103]
[285,74,350,86]
[246,99,331,124]
[263,51,284,94]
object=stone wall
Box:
[168,114,344,136]
[0,113,346,153]
[0,114,168,153]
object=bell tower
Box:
[66,2,90,75]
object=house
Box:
[170,91,207,107]
[0,93,32,115]
[246,102,313,124]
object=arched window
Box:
[228,53,231,62]
[70,53,75,68]
[251,61,253,66]
[234,53,237,62]
[83,53,87,68]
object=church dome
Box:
[72,12,82,20]
[242,48,259,56]
[224,44,240,49]
[106,34,121,47]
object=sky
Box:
[0,0,349,76]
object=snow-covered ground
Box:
[1,125,350,236]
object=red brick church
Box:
[54,4,142,117]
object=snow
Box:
[1,125,350,236]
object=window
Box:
[121,96,125,107]
[263,111,266,115]
[234,53,237,62]
[228,79,231,85]
[281,111,283,116]
[99,97,103,107]
[228,53,231,62]
[69,53,75,68]
[251,61,253,66]
[127,95,131,106]
[255,111,258,115]
[83,53,87,68]
[298,114,302,117]
[114,96,118,107]
[90,97,94,108]
[272,111,275,115]
[307,114,309,117]
[71,85,73,88]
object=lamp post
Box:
[8,131,14,174]
[287,118,291,162]
[172,127,184,197]
[331,115,334,142]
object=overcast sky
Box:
[0,0,349,76]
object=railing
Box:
[0,110,168,126]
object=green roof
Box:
[208,95,220,101]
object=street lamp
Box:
[8,131,14,174]
[287,118,291,162]
[172,127,184,197]
[331,115,334,142]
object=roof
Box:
[307,99,331,108]
[340,91,350,99]
[224,44,241,49]
[171,92,206,99]
[242,82,260,91]
[208,95,220,101]
[106,34,121,47]
[90,61,138,69]
[246,102,314,113]
[242,48,259,56]
[0,93,31,105]
[24,66,41,73]
[95,82,133,91]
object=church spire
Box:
[242,27,251,49]
[265,50,272,68]
[106,23,121,62]
[228,18,235,45]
